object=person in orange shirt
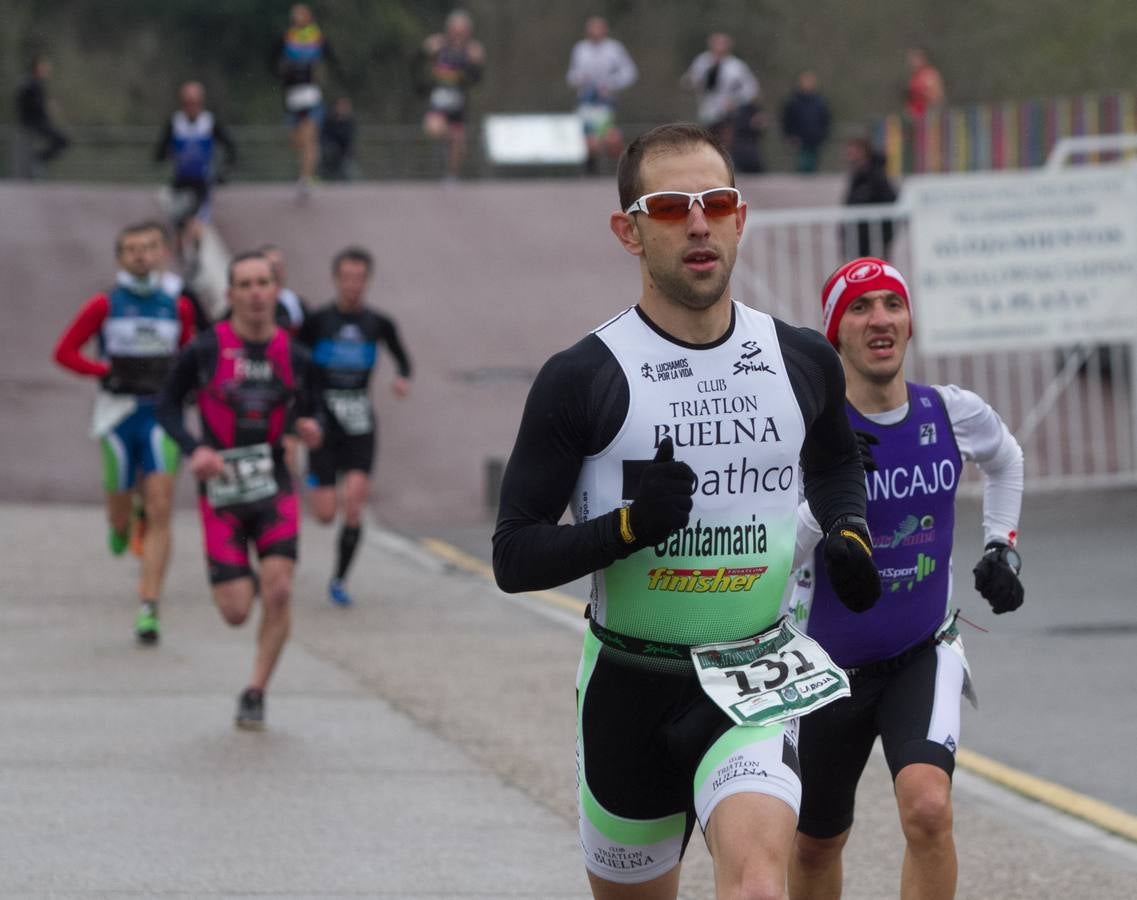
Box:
[904,48,944,119]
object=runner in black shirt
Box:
[297,246,412,607]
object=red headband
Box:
[820,257,911,347]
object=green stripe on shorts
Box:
[159,430,180,473]
[694,720,783,791]
[580,777,688,846]
[100,436,123,494]
[576,628,688,846]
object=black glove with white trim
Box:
[973,541,1024,614]
[823,515,881,613]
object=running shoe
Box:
[108,527,129,557]
[328,578,352,607]
[135,602,160,645]
[235,687,265,730]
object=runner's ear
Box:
[609,211,643,256]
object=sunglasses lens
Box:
[701,189,739,217]
[643,193,693,220]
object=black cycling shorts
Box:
[576,628,801,884]
[306,425,376,487]
[796,641,964,839]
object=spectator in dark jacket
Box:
[15,54,69,176]
[843,137,898,258]
[319,96,358,181]
[780,70,830,173]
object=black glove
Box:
[616,438,696,549]
[823,515,881,613]
[853,430,880,472]
[973,541,1024,614]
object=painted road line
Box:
[956,747,1137,844]
[420,534,1137,847]
[419,537,587,618]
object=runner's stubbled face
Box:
[117,232,160,280]
[837,290,911,386]
[228,259,278,329]
[634,144,744,312]
[333,259,370,311]
[144,228,173,275]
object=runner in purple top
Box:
[787,257,1025,900]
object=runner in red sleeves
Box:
[53,221,196,644]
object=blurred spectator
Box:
[680,33,759,151]
[319,97,358,181]
[780,70,830,173]
[417,9,485,180]
[258,244,309,335]
[566,16,638,174]
[843,137,898,258]
[154,81,237,271]
[730,100,768,174]
[271,3,338,198]
[14,54,69,177]
[905,47,945,119]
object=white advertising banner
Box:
[906,167,1137,355]
[483,114,587,165]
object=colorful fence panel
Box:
[872,92,1137,178]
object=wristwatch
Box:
[984,542,1022,575]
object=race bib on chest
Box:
[206,443,277,508]
[578,102,614,130]
[429,86,463,112]
[691,618,850,727]
[285,84,322,112]
[324,389,373,435]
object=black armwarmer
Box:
[491,335,629,592]
[155,342,205,456]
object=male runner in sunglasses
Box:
[493,122,880,900]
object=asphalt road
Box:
[2,502,1135,899]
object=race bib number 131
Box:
[691,618,850,728]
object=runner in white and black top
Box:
[566,16,638,172]
[786,257,1024,900]
[492,123,881,899]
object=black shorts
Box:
[169,179,209,226]
[796,640,964,839]
[429,105,466,126]
[577,627,801,883]
[306,425,376,487]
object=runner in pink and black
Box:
[157,251,323,730]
